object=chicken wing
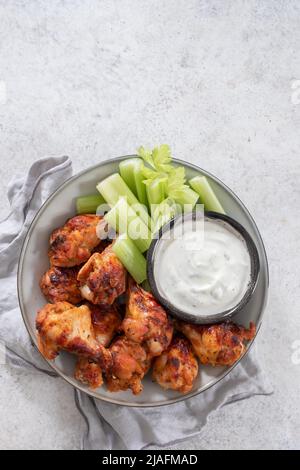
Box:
[122,279,173,358]
[176,321,256,367]
[36,302,111,370]
[77,244,127,306]
[152,336,198,393]
[88,302,122,347]
[72,302,121,389]
[48,214,102,267]
[106,336,150,395]
[40,266,82,304]
[74,357,103,389]
[36,301,73,360]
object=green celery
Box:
[104,197,151,253]
[189,176,225,214]
[151,197,181,233]
[112,234,147,284]
[96,173,150,227]
[171,186,199,210]
[76,194,106,214]
[119,158,148,207]
[146,179,165,215]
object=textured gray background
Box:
[0,0,300,450]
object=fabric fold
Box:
[77,348,272,450]
[0,156,72,370]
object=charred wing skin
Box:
[73,303,121,390]
[176,321,256,367]
[74,357,103,389]
[77,245,127,306]
[152,336,198,393]
[35,302,112,370]
[40,266,82,304]
[106,337,150,395]
[36,301,74,360]
[48,215,101,267]
[37,332,58,361]
[92,239,111,254]
[87,302,122,347]
[122,279,173,358]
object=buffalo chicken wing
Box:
[48,215,101,267]
[88,303,122,347]
[106,336,150,395]
[177,321,256,366]
[36,302,111,370]
[152,336,198,393]
[74,357,103,389]
[40,265,82,304]
[77,245,127,306]
[122,279,173,358]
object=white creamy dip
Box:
[154,217,251,317]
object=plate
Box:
[18,156,269,407]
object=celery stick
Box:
[119,160,136,195]
[96,173,150,227]
[189,176,225,214]
[119,158,148,207]
[76,194,106,214]
[146,179,165,215]
[172,186,199,210]
[104,197,151,253]
[151,197,181,233]
[112,235,147,284]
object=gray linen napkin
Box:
[0,156,272,450]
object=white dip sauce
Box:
[154,217,251,316]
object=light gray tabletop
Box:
[0,0,299,450]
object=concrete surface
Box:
[0,0,300,450]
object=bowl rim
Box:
[147,210,261,325]
[17,155,269,407]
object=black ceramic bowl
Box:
[147,211,260,324]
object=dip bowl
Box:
[147,210,260,325]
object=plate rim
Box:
[17,155,269,407]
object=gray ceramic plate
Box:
[18,156,269,407]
